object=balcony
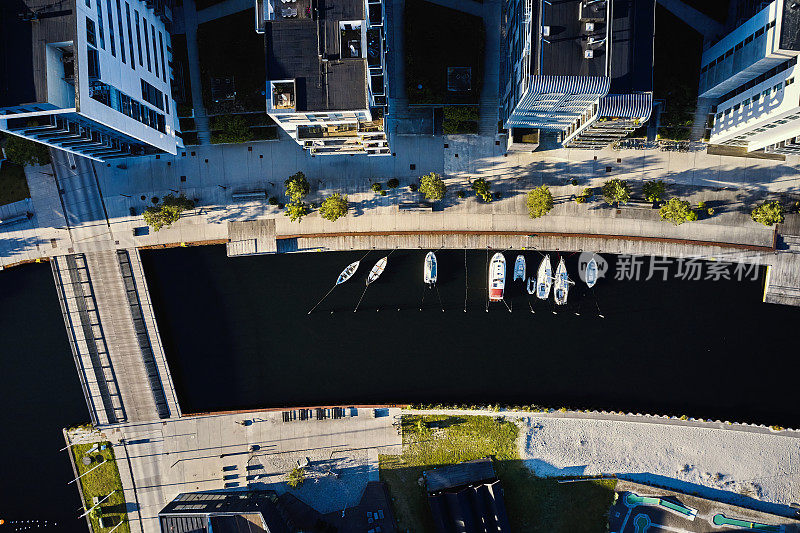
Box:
[269,81,296,112]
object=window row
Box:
[701,20,776,73]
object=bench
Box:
[621,198,656,209]
[231,190,267,202]
[398,201,433,211]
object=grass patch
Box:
[71,442,130,532]
[0,161,30,206]
[442,106,479,134]
[405,0,485,105]
[379,415,616,532]
[197,9,266,113]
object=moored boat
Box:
[527,277,535,295]
[585,257,598,288]
[488,253,506,302]
[424,251,437,287]
[367,257,388,285]
[554,257,569,305]
[536,255,552,300]
[513,255,526,282]
[337,261,360,285]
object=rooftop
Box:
[608,0,655,93]
[264,0,368,112]
[779,0,800,51]
[535,0,610,77]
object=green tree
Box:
[286,467,305,489]
[319,193,348,221]
[371,182,383,193]
[2,134,50,166]
[751,200,785,226]
[659,197,697,225]
[419,172,447,201]
[387,178,400,189]
[285,201,309,222]
[602,179,631,206]
[142,194,195,231]
[284,172,310,202]
[642,180,666,203]
[210,115,253,144]
[526,185,554,219]
[471,178,492,202]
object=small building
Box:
[159,491,290,533]
[256,0,391,156]
[702,0,800,155]
[424,458,512,533]
[500,0,655,149]
[0,0,182,161]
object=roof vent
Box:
[584,49,594,59]
[542,25,550,37]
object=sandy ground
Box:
[519,416,800,516]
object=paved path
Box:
[182,0,211,145]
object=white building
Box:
[256,0,390,156]
[0,0,181,161]
[703,0,800,154]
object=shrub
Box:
[319,193,348,221]
[284,201,309,222]
[576,195,586,204]
[659,197,696,226]
[268,196,278,205]
[707,207,714,216]
[526,185,554,218]
[751,201,784,226]
[286,467,305,488]
[697,201,706,209]
[284,172,310,202]
[143,194,195,231]
[210,114,253,144]
[2,134,51,166]
[419,172,447,200]
[409,183,418,192]
[379,190,387,196]
[471,178,492,202]
[457,190,466,199]
[642,180,666,203]
[602,179,631,206]
[371,182,383,193]
[571,178,578,186]
[387,178,400,189]
[581,188,594,199]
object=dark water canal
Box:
[140,245,800,426]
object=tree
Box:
[284,172,310,202]
[142,194,195,231]
[211,115,253,144]
[659,197,697,225]
[371,182,383,193]
[387,178,400,189]
[642,180,666,203]
[285,201,309,222]
[419,172,446,201]
[471,178,492,202]
[751,200,784,226]
[602,179,631,206]
[286,467,305,489]
[320,193,348,221]
[2,134,50,166]
[526,185,554,219]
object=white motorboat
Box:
[585,257,598,288]
[488,252,506,302]
[337,261,360,285]
[554,257,570,305]
[366,257,388,285]
[424,251,437,287]
[513,254,526,282]
[536,255,552,300]
[526,276,535,295]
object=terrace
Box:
[256,0,312,32]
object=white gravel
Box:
[519,416,800,514]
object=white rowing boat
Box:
[424,251,437,287]
[585,257,598,288]
[536,255,552,300]
[513,254,526,282]
[554,257,569,305]
[337,261,360,285]
[527,276,535,295]
[489,252,506,302]
[366,257,388,285]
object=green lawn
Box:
[0,161,30,206]
[71,442,130,533]
[379,415,616,532]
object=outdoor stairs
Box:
[691,97,715,142]
[478,104,499,136]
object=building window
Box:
[86,17,97,48]
[106,0,116,57]
[134,10,143,66]
[143,19,152,71]
[116,0,126,63]
[786,78,794,87]
[87,47,100,78]
[158,31,166,82]
[141,79,164,110]
[151,26,159,79]
[125,3,135,70]
[95,0,105,49]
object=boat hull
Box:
[585,258,598,288]
[367,257,388,285]
[424,252,437,285]
[536,255,552,300]
[337,261,360,285]
[513,255,526,281]
[489,252,506,301]
[554,258,569,305]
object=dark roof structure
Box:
[264,0,368,112]
[159,491,290,533]
[424,459,512,533]
[608,0,655,94]
[779,0,800,51]
[0,0,76,108]
[535,0,609,77]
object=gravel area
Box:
[520,416,800,516]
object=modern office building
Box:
[0,0,181,161]
[500,0,655,149]
[256,0,391,156]
[702,0,800,154]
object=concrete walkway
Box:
[182,0,212,145]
